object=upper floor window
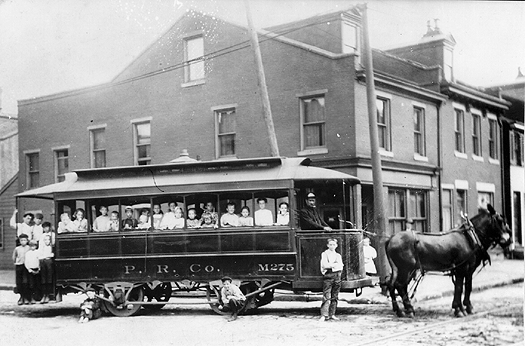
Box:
[25,152,39,189]
[413,107,426,156]
[472,113,482,157]
[342,22,358,54]
[454,108,465,153]
[301,96,326,149]
[54,148,69,183]
[184,36,204,82]
[134,121,151,166]
[90,127,106,168]
[510,131,524,166]
[444,48,453,81]
[376,97,391,151]
[488,118,498,160]
[215,108,236,158]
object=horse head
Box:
[486,204,512,249]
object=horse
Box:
[385,204,511,318]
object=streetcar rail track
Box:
[353,303,523,346]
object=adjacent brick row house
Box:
[11,8,517,268]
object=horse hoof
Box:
[396,310,405,318]
[407,311,415,318]
[466,308,473,315]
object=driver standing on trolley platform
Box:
[299,193,332,231]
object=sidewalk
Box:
[1,253,522,304]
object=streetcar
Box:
[17,156,372,316]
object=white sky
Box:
[0,0,523,115]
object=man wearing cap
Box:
[405,218,414,232]
[299,193,332,231]
[220,276,246,322]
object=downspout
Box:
[436,100,444,233]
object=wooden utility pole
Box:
[244,0,280,157]
[359,3,389,292]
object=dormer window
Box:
[342,22,359,54]
[444,47,453,81]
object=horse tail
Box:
[384,237,397,290]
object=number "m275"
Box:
[258,263,294,272]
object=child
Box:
[159,202,178,230]
[152,204,164,229]
[72,208,88,232]
[276,202,290,226]
[200,201,218,228]
[32,213,44,243]
[220,276,246,322]
[319,238,344,322]
[57,212,75,234]
[108,211,120,232]
[254,198,273,226]
[363,236,377,276]
[186,208,201,228]
[122,206,138,229]
[173,207,185,229]
[238,206,254,226]
[24,240,41,304]
[200,213,216,228]
[220,202,239,227]
[41,221,56,246]
[93,205,111,232]
[38,234,54,304]
[12,234,30,305]
[10,209,35,242]
[137,208,151,229]
[78,288,102,323]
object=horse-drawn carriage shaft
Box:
[386,204,512,317]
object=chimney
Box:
[433,18,442,34]
[517,67,524,79]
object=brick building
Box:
[14,9,511,257]
[487,72,525,254]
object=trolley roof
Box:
[17,157,360,200]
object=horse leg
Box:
[463,272,474,314]
[398,271,415,318]
[452,274,466,317]
[386,260,404,317]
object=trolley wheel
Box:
[143,282,172,310]
[206,285,229,315]
[241,282,275,311]
[103,286,144,317]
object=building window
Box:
[408,190,427,232]
[477,191,493,210]
[54,149,69,182]
[442,189,453,232]
[216,108,236,158]
[488,118,498,160]
[444,48,453,81]
[510,131,524,166]
[90,128,106,168]
[376,97,391,151]
[413,107,426,156]
[388,188,428,233]
[454,108,465,153]
[342,22,358,54]
[184,36,204,82]
[301,96,326,149]
[388,189,406,234]
[134,122,151,165]
[455,189,467,227]
[472,113,482,157]
[26,152,39,189]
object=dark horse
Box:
[385,204,511,317]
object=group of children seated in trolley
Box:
[57,198,290,233]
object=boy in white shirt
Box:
[38,234,54,303]
[319,238,344,321]
[24,241,41,304]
